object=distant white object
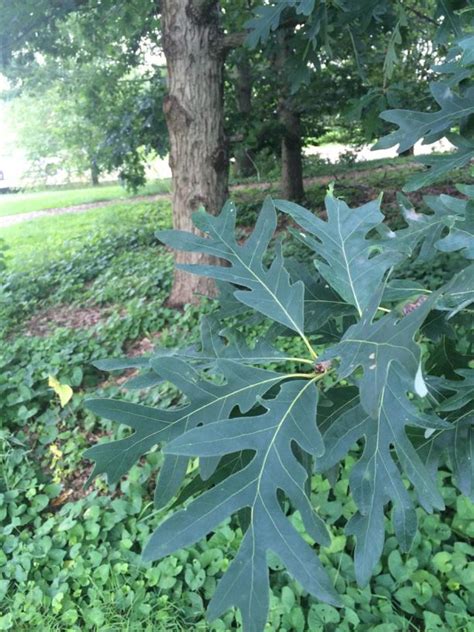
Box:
[145,156,172,180]
[304,138,455,162]
[0,164,21,192]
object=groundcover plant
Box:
[84,183,473,631]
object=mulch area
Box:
[25,305,110,336]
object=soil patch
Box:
[25,305,108,336]
[50,430,120,508]
[50,463,97,508]
[125,336,159,356]
[112,335,163,385]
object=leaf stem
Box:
[284,357,316,366]
[300,334,318,360]
[287,373,318,378]
[287,371,328,381]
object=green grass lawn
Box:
[1,154,468,221]
[0,179,171,217]
[0,155,418,218]
[0,199,173,271]
[1,151,471,219]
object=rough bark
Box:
[234,55,256,178]
[275,30,304,202]
[161,0,228,306]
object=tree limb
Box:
[404,4,439,27]
[222,31,247,52]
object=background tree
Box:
[228,48,257,178]
[9,85,104,186]
[376,10,474,190]
[1,3,168,189]
[7,64,168,188]
[239,1,401,200]
[346,1,439,148]
[0,0,464,300]
[0,0,253,304]
[160,0,230,305]
[243,0,456,173]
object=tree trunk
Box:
[235,148,256,178]
[90,159,100,186]
[279,102,304,202]
[399,146,415,157]
[161,0,228,306]
[234,54,256,178]
[275,30,304,202]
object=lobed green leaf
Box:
[275,194,401,316]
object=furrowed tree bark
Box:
[275,30,304,202]
[161,0,228,306]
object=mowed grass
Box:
[0,198,173,271]
[0,155,414,217]
[0,179,172,217]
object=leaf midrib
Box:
[111,374,287,457]
[206,222,304,337]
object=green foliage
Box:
[377,23,474,191]
[0,434,204,631]
[275,195,401,315]
[7,63,168,189]
[160,199,307,337]
[0,202,172,327]
[0,183,472,631]
[0,0,168,189]
[146,379,338,631]
[0,201,205,629]
[2,431,473,630]
[87,177,474,630]
[245,1,394,50]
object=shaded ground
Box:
[25,305,110,336]
[232,161,422,192]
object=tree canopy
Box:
[1,0,461,190]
